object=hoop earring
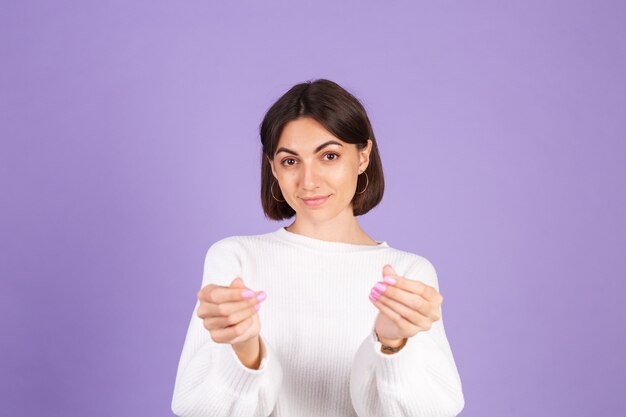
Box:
[271,180,286,202]
[356,171,369,194]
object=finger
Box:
[203,303,259,330]
[372,282,440,321]
[372,290,434,330]
[382,265,443,304]
[230,277,246,288]
[368,293,420,333]
[197,284,216,301]
[199,283,265,304]
[210,315,254,343]
[197,296,259,319]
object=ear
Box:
[358,139,373,173]
[266,154,278,179]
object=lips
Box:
[301,195,329,201]
[301,195,331,207]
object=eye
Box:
[280,153,339,167]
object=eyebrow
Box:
[275,140,343,157]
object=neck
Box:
[286,211,376,246]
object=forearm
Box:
[172,328,282,417]
[350,325,464,417]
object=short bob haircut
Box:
[259,78,385,220]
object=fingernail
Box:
[374,282,387,293]
[254,304,261,311]
[369,292,379,302]
[383,276,396,285]
[241,290,254,299]
[256,291,267,302]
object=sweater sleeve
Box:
[171,238,283,417]
[349,257,465,417]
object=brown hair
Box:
[259,78,385,220]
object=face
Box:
[268,116,372,221]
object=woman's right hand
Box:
[196,277,266,346]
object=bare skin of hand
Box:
[196,277,267,368]
[369,264,444,350]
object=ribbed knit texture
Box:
[171,227,465,417]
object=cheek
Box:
[332,168,358,191]
[280,174,300,192]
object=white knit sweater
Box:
[171,226,465,417]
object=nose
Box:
[301,162,320,191]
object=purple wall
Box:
[1,1,624,416]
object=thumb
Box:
[382,264,397,279]
[230,277,246,289]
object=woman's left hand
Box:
[370,264,444,342]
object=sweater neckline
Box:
[272,226,389,252]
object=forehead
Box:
[277,117,344,148]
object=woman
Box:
[171,79,465,417]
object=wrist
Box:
[232,335,259,353]
[231,336,261,369]
[375,331,408,354]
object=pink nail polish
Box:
[256,291,267,302]
[374,282,387,293]
[371,287,382,297]
[369,293,378,302]
[254,304,260,311]
[241,290,254,299]
[383,276,396,285]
